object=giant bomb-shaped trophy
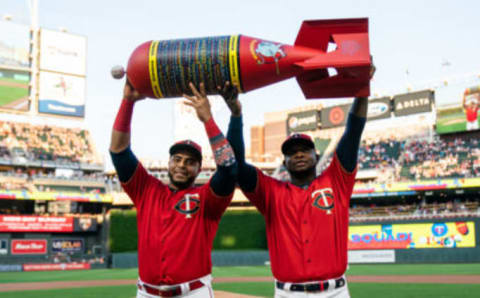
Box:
[124,18,371,99]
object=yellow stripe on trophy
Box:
[148,41,163,98]
[228,35,242,92]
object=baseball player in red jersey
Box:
[222,64,373,297]
[463,92,479,131]
[110,81,237,297]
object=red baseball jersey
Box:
[121,163,232,285]
[465,106,479,122]
[244,153,356,282]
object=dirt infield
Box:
[215,291,258,298]
[1,275,480,293]
[0,80,29,89]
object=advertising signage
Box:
[367,97,391,120]
[348,221,475,250]
[286,110,319,134]
[0,215,74,232]
[23,262,90,271]
[38,71,86,117]
[321,103,352,128]
[0,215,97,233]
[11,239,47,255]
[393,90,434,116]
[52,239,84,253]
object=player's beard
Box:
[168,173,196,190]
[288,165,316,181]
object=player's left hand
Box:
[183,82,212,123]
[218,81,241,117]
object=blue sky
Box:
[2,0,480,167]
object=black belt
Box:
[138,280,204,297]
[276,277,345,293]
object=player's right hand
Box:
[124,80,145,102]
[218,81,241,117]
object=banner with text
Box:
[52,239,84,253]
[0,215,74,232]
[11,239,47,255]
[348,221,475,250]
[393,90,434,116]
[287,110,319,134]
[23,262,91,271]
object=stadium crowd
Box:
[357,135,479,180]
[0,120,100,165]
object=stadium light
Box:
[3,14,13,21]
[59,27,68,33]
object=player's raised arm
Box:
[109,81,145,183]
[335,63,375,172]
[220,82,258,193]
[335,98,367,173]
[183,82,236,197]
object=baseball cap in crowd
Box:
[169,140,202,163]
[281,133,315,155]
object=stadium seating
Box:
[0,120,101,166]
[349,201,480,222]
[357,135,479,180]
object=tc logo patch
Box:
[311,188,334,214]
[174,194,200,218]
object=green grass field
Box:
[0,75,29,107]
[0,85,28,107]
[0,264,479,297]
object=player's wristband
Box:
[113,99,135,133]
[204,117,236,167]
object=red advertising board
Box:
[11,239,47,255]
[0,215,73,232]
[23,262,91,271]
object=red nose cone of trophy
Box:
[126,41,155,98]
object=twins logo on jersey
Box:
[311,188,334,214]
[174,193,200,218]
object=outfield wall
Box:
[111,251,270,268]
[0,225,108,271]
[109,212,480,268]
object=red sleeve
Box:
[203,181,234,220]
[121,162,165,206]
[242,168,275,215]
[324,153,357,207]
